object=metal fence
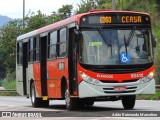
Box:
[156,85,160,92]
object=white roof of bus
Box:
[17,29,37,41]
[16,14,79,42]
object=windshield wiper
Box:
[124,35,128,54]
[126,30,135,46]
[97,27,111,46]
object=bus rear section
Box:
[16,10,156,111]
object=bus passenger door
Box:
[40,36,48,96]
[68,28,78,95]
[22,42,28,95]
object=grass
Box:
[2,80,16,89]
[0,92,19,96]
[0,80,19,96]
[137,92,160,100]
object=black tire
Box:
[31,82,49,108]
[122,95,136,110]
[85,100,94,106]
[65,87,79,110]
[41,99,49,108]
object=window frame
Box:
[17,42,23,65]
[33,37,40,62]
[28,38,34,63]
[48,31,57,59]
[58,27,67,58]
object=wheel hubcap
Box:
[65,89,70,106]
[31,85,35,103]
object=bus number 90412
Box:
[131,73,144,78]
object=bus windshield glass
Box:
[79,29,153,65]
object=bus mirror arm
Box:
[74,29,80,53]
[152,35,157,48]
[74,29,81,42]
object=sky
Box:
[0,0,80,19]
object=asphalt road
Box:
[0,96,159,120]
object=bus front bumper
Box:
[78,78,155,98]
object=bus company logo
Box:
[97,74,113,78]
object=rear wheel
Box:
[31,82,49,108]
[122,95,136,109]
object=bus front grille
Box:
[103,86,137,94]
[100,79,138,83]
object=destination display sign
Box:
[80,13,150,26]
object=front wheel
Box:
[65,87,79,110]
[122,95,136,109]
[85,100,94,106]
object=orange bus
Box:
[16,10,156,110]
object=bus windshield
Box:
[79,29,153,65]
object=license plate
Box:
[114,86,126,91]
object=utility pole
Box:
[112,0,116,10]
[23,0,25,29]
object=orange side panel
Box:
[47,58,68,79]
[33,63,40,80]
[33,62,41,97]
[47,80,61,98]
[33,58,69,98]
[34,80,42,97]
[47,58,68,98]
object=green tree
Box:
[48,4,73,23]
[76,0,106,14]
[76,0,95,14]
[49,11,62,23]
[57,4,73,20]
[0,10,49,79]
[0,20,22,75]
[24,10,49,33]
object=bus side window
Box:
[48,31,57,59]
[17,42,23,65]
[33,37,36,61]
[33,37,39,61]
[29,38,34,63]
[58,28,67,57]
[36,37,40,61]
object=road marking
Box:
[0,104,65,111]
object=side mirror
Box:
[74,29,81,52]
[152,35,157,48]
[74,29,80,40]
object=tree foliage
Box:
[0,20,22,75]
[24,10,49,33]
[76,0,96,14]
[76,0,106,14]
[0,4,73,79]
[57,5,73,19]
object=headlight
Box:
[148,71,154,78]
[140,72,154,84]
[79,72,100,85]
